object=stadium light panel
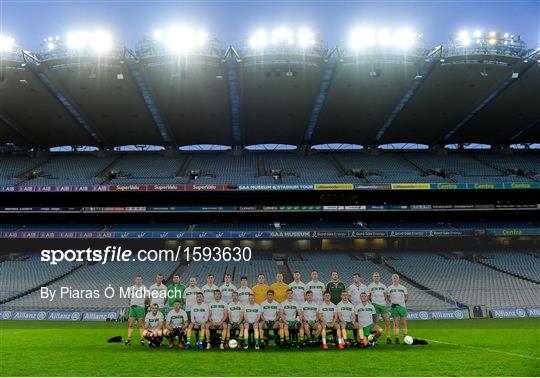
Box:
[349,27,417,50]
[249,30,268,48]
[155,26,208,53]
[0,35,16,52]
[474,30,482,38]
[271,27,294,45]
[65,31,113,53]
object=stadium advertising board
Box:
[407,310,468,320]
[0,310,119,322]
[491,307,540,318]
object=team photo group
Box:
[124,270,411,350]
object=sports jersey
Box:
[252,284,270,304]
[348,283,368,306]
[244,303,261,323]
[149,283,168,308]
[167,283,186,306]
[209,299,227,323]
[337,300,355,322]
[306,280,325,304]
[219,283,237,304]
[183,285,201,311]
[301,301,319,322]
[127,285,147,307]
[237,286,253,304]
[270,282,289,303]
[280,299,300,322]
[166,309,188,329]
[367,282,388,306]
[201,284,219,303]
[190,302,210,323]
[260,299,279,321]
[354,302,376,326]
[318,301,337,323]
[326,281,346,305]
[388,284,408,307]
[227,301,244,323]
[144,311,163,329]
[289,281,306,304]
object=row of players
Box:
[125,271,410,349]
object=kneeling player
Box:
[186,292,210,350]
[226,291,244,348]
[300,290,321,347]
[243,294,261,349]
[259,290,280,347]
[318,291,340,349]
[336,292,355,349]
[279,289,301,347]
[142,303,164,347]
[354,292,382,347]
[164,300,189,349]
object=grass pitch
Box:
[1,318,539,376]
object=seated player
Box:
[226,291,244,348]
[318,291,340,350]
[336,291,355,349]
[208,289,228,349]
[163,300,189,349]
[242,293,261,349]
[186,292,210,350]
[300,290,321,347]
[258,289,280,347]
[278,289,301,347]
[142,303,164,347]
[354,292,382,347]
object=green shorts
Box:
[362,324,375,337]
[128,306,145,319]
[390,305,408,318]
[373,303,389,315]
[286,320,300,329]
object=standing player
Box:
[226,291,244,348]
[289,271,306,304]
[237,276,253,305]
[270,273,289,303]
[327,271,346,305]
[318,291,340,350]
[142,303,164,347]
[149,273,168,316]
[219,273,237,304]
[300,290,321,347]
[354,292,382,347]
[348,273,368,306]
[186,292,210,350]
[184,277,201,320]
[243,293,262,349]
[167,274,186,311]
[252,273,270,304]
[125,275,149,346]
[164,300,189,349]
[201,274,219,304]
[368,272,392,344]
[208,289,228,349]
[336,291,355,349]
[388,274,409,344]
[278,289,301,347]
[259,290,280,346]
[306,270,325,304]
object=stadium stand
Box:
[478,252,540,282]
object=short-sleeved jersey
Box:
[219,283,237,304]
[301,301,319,322]
[280,300,300,321]
[354,302,376,326]
[166,309,188,329]
[244,303,261,323]
[260,299,279,321]
[348,283,368,306]
[149,283,168,307]
[144,311,163,329]
[306,280,326,304]
[388,284,408,306]
[326,282,346,305]
[167,283,186,306]
[367,282,388,306]
[252,284,270,304]
[209,300,227,322]
[127,285,148,307]
[227,301,244,323]
[237,286,253,305]
[183,285,201,311]
[289,281,306,304]
[201,284,219,303]
[190,302,210,323]
[337,300,355,322]
[318,301,337,323]
[270,282,289,303]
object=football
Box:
[228,339,238,349]
[404,336,414,345]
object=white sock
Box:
[322,337,326,344]
[338,338,344,343]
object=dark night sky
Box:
[1,0,539,51]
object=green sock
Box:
[255,338,260,346]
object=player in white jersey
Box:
[354,292,382,347]
[259,289,280,346]
[148,273,168,315]
[237,276,253,305]
[318,291,340,350]
[306,270,325,304]
[347,273,368,306]
[143,303,164,347]
[125,275,149,346]
[278,289,301,347]
[201,274,219,304]
[219,273,237,304]
[336,291,355,349]
[164,300,189,349]
[208,289,228,349]
[300,290,321,347]
[368,272,392,344]
[186,292,210,350]
[243,293,262,349]
[388,274,410,344]
[289,271,306,304]
[225,291,244,348]
[184,277,201,315]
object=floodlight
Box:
[66,32,88,49]
[379,28,392,46]
[504,33,509,38]
[47,42,56,50]
[0,35,16,52]
[461,38,471,47]
[349,28,376,49]
[458,30,469,40]
[488,38,496,45]
[271,27,293,45]
[158,26,208,53]
[394,28,416,48]
[153,30,163,40]
[249,30,268,48]
[473,30,482,38]
[298,28,315,47]
[92,31,113,53]
[489,31,496,37]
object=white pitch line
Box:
[426,339,539,361]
